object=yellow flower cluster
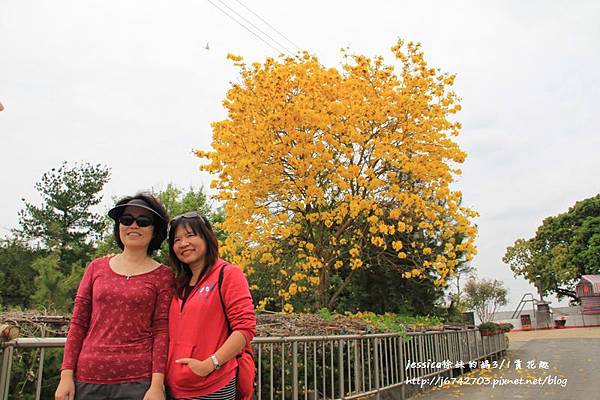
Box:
[198,39,478,309]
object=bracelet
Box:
[210,354,221,370]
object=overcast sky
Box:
[2,0,599,311]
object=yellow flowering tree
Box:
[198,39,477,312]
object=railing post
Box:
[466,330,472,364]
[338,339,345,399]
[0,344,14,400]
[447,333,453,365]
[398,336,406,400]
[34,326,46,400]
[432,333,439,374]
[498,334,502,355]
[281,343,285,400]
[482,333,487,358]
[447,333,454,378]
[35,348,45,400]
[292,341,298,400]
[374,338,380,400]
[0,347,5,400]
[270,344,274,400]
[497,334,500,357]
[257,344,262,400]
[457,332,464,376]
[354,339,361,393]
[418,334,424,378]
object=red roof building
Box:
[576,275,600,315]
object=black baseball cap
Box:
[108,198,167,221]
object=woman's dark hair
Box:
[111,193,169,255]
[168,213,219,297]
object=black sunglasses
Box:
[170,212,210,227]
[119,214,154,228]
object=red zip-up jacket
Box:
[165,259,256,398]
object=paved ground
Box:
[413,327,600,400]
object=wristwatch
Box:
[210,354,221,370]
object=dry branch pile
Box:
[255,312,383,337]
[1,310,447,339]
[0,310,69,338]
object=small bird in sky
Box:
[205,42,210,50]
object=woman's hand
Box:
[143,384,165,400]
[55,370,75,400]
[176,357,215,377]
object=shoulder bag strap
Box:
[218,264,233,334]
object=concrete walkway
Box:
[413,327,600,400]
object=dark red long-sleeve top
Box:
[61,256,174,383]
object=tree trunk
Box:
[316,268,330,309]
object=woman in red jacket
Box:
[55,193,174,400]
[165,212,255,400]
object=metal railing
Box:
[1,329,506,400]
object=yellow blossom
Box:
[199,39,478,309]
[283,303,294,313]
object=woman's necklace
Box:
[116,254,150,280]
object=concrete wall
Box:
[563,312,600,327]
[493,306,600,329]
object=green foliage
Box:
[363,313,407,334]
[569,216,600,275]
[394,314,443,326]
[7,348,63,400]
[0,238,41,308]
[478,321,500,331]
[463,278,507,323]
[2,162,109,313]
[332,261,447,315]
[156,183,226,240]
[318,307,333,321]
[252,244,449,316]
[92,214,122,259]
[155,184,226,264]
[249,207,459,315]
[498,322,514,332]
[450,259,475,298]
[157,183,212,219]
[503,194,600,298]
[332,227,471,312]
[350,311,442,334]
[29,254,81,313]
[16,162,111,274]
[446,292,469,323]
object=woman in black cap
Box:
[55,193,174,400]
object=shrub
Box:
[478,322,500,332]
